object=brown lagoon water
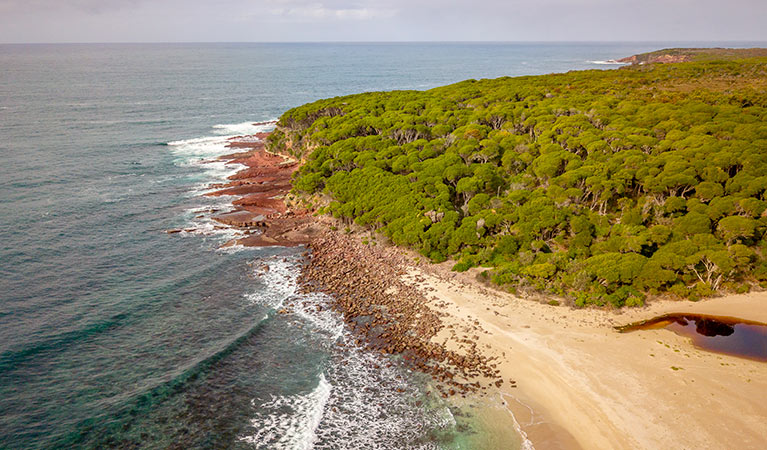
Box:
[618,314,767,362]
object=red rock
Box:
[212,210,266,228]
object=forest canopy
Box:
[268,57,767,307]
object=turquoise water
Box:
[1,42,761,448]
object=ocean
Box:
[1,41,761,449]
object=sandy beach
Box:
[406,263,767,449]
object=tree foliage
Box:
[269,58,767,306]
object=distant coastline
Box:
[617,47,767,64]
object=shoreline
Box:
[192,125,321,248]
[202,127,767,449]
[199,128,530,446]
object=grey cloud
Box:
[0,0,766,42]
[0,0,143,14]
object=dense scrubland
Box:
[268,57,767,307]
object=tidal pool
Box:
[617,314,767,362]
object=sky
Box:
[1,0,766,43]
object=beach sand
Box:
[404,265,767,449]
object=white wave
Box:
[182,199,236,220]
[316,351,443,449]
[216,243,250,254]
[589,60,629,65]
[241,256,454,449]
[247,257,346,339]
[240,338,445,449]
[167,135,231,159]
[250,256,301,302]
[212,121,276,136]
[168,121,273,196]
[289,292,346,341]
[499,393,536,450]
[186,162,247,196]
[167,120,275,161]
[172,199,247,248]
[241,374,332,450]
[178,220,241,240]
[167,120,277,251]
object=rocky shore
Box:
[199,126,321,247]
[193,124,506,398]
[297,227,507,398]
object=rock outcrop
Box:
[200,125,318,247]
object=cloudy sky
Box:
[1,0,766,43]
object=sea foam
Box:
[241,258,452,449]
[589,60,629,65]
[240,374,332,450]
[166,121,276,247]
[211,121,272,136]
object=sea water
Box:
[2,41,762,449]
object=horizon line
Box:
[2,40,767,46]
